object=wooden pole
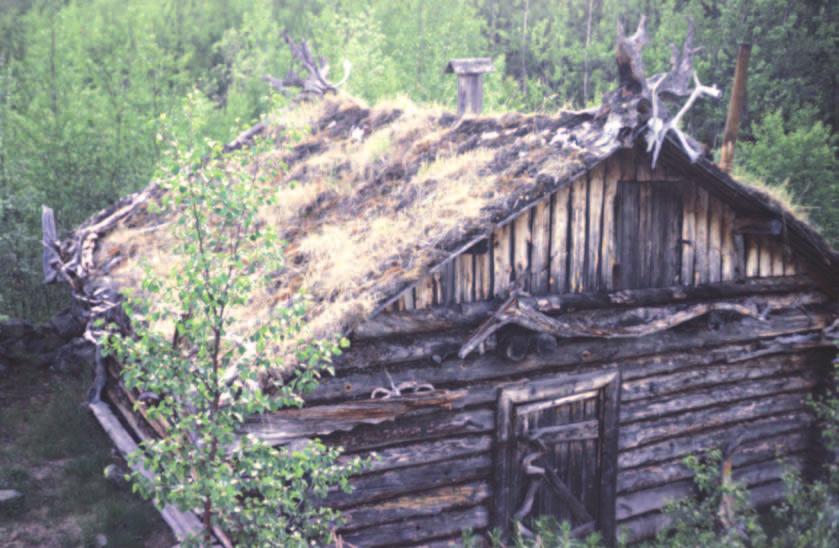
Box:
[720,43,752,173]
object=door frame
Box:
[494,368,621,543]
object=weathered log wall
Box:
[273,283,836,547]
[388,148,805,313]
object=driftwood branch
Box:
[459,296,764,359]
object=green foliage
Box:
[104,93,360,546]
[738,110,839,243]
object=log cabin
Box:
[46,19,838,547]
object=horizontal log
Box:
[621,374,817,423]
[621,352,811,402]
[618,430,810,493]
[324,408,495,452]
[619,478,790,543]
[619,391,810,450]
[340,481,490,532]
[240,390,465,444]
[618,411,813,469]
[311,307,833,403]
[327,453,492,509]
[529,419,599,443]
[352,277,816,338]
[344,292,828,371]
[338,435,492,474]
[341,504,489,547]
[616,456,804,520]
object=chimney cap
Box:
[445,58,494,75]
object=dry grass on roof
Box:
[92,92,610,368]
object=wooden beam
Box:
[353,276,815,339]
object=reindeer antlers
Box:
[615,17,721,167]
[263,34,351,99]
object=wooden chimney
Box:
[445,58,494,116]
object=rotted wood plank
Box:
[530,199,551,293]
[680,184,696,285]
[549,187,570,293]
[693,186,710,284]
[327,454,492,508]
[493,224,512,296]
[324,408,495,452]
[570,176,588,292]
[601,156,620,290]
[620,352,812,402]
[513,209,532,289]
[721,205,736,281]
[619,147,636,181]
[621,374,816,423]
[241,390,466,445]
[638,182,652,285]
[476,243,491,300]
[746,235,760,277]
[618,411,813,469]
[339,435,492,474]
[708,195,723,283]
[586,163,605,291]
[617,429,810,493]
[650,182,683,287]
[341,505,489,548]
[340,481,491,532]
[619,391,810,451]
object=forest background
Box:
[0,0,836,320]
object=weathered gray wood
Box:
[42,205,60,284]
[615,181,640,289]
[760,236,773,277]
[621,374,816,423]
[587,163,605,291]
[513,211,531,288]
[618,411,813,469]
[570,176,588,292]
[616,456,804,520]
[721,205,736,280]
[619,391,809,450]
[708,196,723,283]
[551,186,571,293]
[340,481,490,532]
[746,235,760,277]
[327,454,491,508]
[528,419,599,443]
[494,224,512,297]
[89,401,205,542]
[617,430,810,493]
[354,276,815,338]
[342,505,489,547]
[600,370,621,545]
[694,186,710,285]
[339,435,491,474]
[241,390,465,444]
[317,307,833,402]
[530,199,551,293]
[601,156,620,290]
[325,408,494,452]
[620,352,811,402]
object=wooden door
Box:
[495,369,620,543]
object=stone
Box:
[0,489,23,509]
[51,338,96,376]
[49,306,86,339]
[103,464,128,489]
